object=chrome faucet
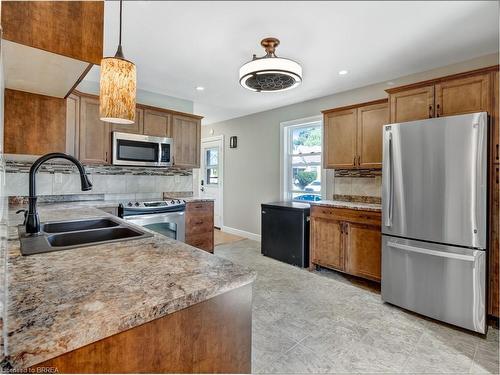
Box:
[22,153,92,234]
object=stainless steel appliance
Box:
[381,112,488,334]
[118,200,185,241]
[112,132,173,167]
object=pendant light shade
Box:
[239,38,302,92]
[99,0,136,124]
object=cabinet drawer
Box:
[186,201,213,215]
[186,215,213,236]
[186,232,213,252]
[311,205,381,226]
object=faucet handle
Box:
[16,209,28,225]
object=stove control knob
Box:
[127,202,133,207]
[182,200,186,204]
[135,202,140,207]
[176,200,181,204]
[171,200,175,204]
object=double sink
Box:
[19,217,153,256]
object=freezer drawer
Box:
[381,236,486,333]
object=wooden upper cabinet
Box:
[357,102,388,168]
[111,109,144,135]
[172,115,201,168]
[324,108,357,169]
[4,89,67,155]
[492,70,499,163]
[344,222,382,282]
[79,97,110,164]
[323,99,387,169]
[389,85,434,123]
[310,216,344,271]
[143,109,171,137]
[1,1,104,65]
[435,73,491,117]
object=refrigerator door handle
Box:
[383,131,393,227]
[471,118,484,247]
[387,241,477,262]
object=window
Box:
[283,121,322,202]
[205,147,219,185]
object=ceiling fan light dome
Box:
[239,38,302,92]
[99,56,136,124]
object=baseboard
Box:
[221,226,261,242]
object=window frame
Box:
[280,116,325,202]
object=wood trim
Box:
[72,90,204,120]
[33,284,253,373]
[321,98,388,114]
[385,65,500,94]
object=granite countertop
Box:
[309,200,382,212]
[6,202,256,369]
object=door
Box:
[382,112,488,249]
[111,109,143,134]
[389,85,434,123]
[143,109,171,137]
[435,73,490,117]
[344,222,381,281]
[357,102,388,168]
[79,96,110,164]
[382,236,486,333]
[200,137,223,228]
[323,109,357,169]
[172,115,201,168]
[310,216,344,270]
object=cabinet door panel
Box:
[324,109,357,169]
[489,165,499,318]
[357,102,388,168]
[172,115,201,168]
[111,109,143,135]
[79,97,110,164]
[435,73,490,117]
[345,222,381,281]
[143,109,171,137]
[310,217,344,270]
[389,85,434,123]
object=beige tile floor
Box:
[215,239,500,374]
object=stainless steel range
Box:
[118,200,186,241]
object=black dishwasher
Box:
[261,201,310,267]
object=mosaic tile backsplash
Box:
[332,169,382,202]
[5,161,194,198]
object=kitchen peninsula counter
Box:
[5,202,256,372]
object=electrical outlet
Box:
[54,173,63,185]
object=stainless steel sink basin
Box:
[19,217,153,256]
[41,218,119,233]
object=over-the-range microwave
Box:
[112,132,173,167]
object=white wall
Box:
[202,53,499,236]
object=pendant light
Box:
[99,0,136,124]
[239,38,302,92]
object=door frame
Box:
[200,135,224,229]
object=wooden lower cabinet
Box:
[185,201,214,253]
[344,222,381,282]
[310,206,381,282]
[310,216,344,271]
[33,284,253,373]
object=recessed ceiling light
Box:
[195,86,205,91]
[338,70,348,75]
[387,81,395,86]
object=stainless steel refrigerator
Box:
[381,112,488,334]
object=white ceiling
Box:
[83,1,499,124]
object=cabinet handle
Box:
[344,223,348,234]
[357,155,361,166]
[496,167,499,185]
[429,105,433,118]
[353,156,356,166]
[105,151,108,163]
[496,144,499,161]
[340,223,344,234]
[436,104,440,117]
